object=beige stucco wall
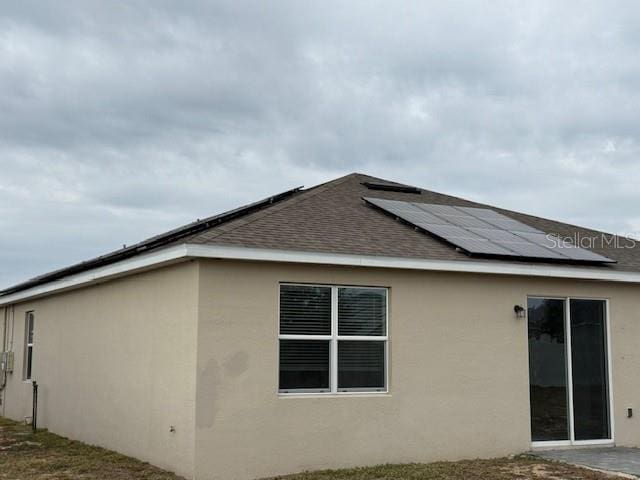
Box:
[1,257,639,480]
[0,261,199,478]
[194,259,640,480]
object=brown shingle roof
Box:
[3,172,640,296]
[179,172,640,272]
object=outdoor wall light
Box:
[514,305,526,319]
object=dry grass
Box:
[1,416,624,480]
[0,416,184,479]
[267,456,623,480]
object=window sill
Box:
[278,391,390,399]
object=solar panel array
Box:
[364,198,615,263]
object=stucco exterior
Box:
[0,261,199,478]
[1,257,639,480]
[195,259,640,480]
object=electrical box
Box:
[1,352,14,373]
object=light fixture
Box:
[514,305,526,319]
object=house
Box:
[1,172,639,480]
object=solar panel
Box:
[437,214,495,229]
[479,217,542,234]
[468,228,526,243]
[517,232,614,262]
[459,206,543,233]
[417,203,465,216]
[368,198,420,213]
[447,238,516,256]
[420,224,484,239]
[493,241,567,259]
[563,247,616,263]
[364,197,616,264]
[456,206,506,219]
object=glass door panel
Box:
[570,299,610,440]
[528,298,569,442]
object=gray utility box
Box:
[1,351,14,373]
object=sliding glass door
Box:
[528,297,611,445]
[570,300,610,441]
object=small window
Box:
[279,284,388,394]
[24,311,35,380]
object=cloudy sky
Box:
[1,1,640,288]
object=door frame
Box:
[528,296,615,448]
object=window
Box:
[24,311,35,380]
[279,284,388,394]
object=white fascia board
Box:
[2,243,640,306]
[0,245,189,306]
[186,244,640,284]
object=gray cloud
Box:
[2,0,640,287]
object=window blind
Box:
[279,340,330,391]
[338,340,385,390]
[338,288,386,336]
[280,285,331,335]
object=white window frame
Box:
[278,283,389,396]
[528,296,614,448]
[23,311,35,381]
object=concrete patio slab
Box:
[534,448,640,478]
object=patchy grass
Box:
[0,416,184,479]
[267,457,623,480]
[1,416,624,480]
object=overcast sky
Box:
[1,1,640,288]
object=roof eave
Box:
[1,243,638,307]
